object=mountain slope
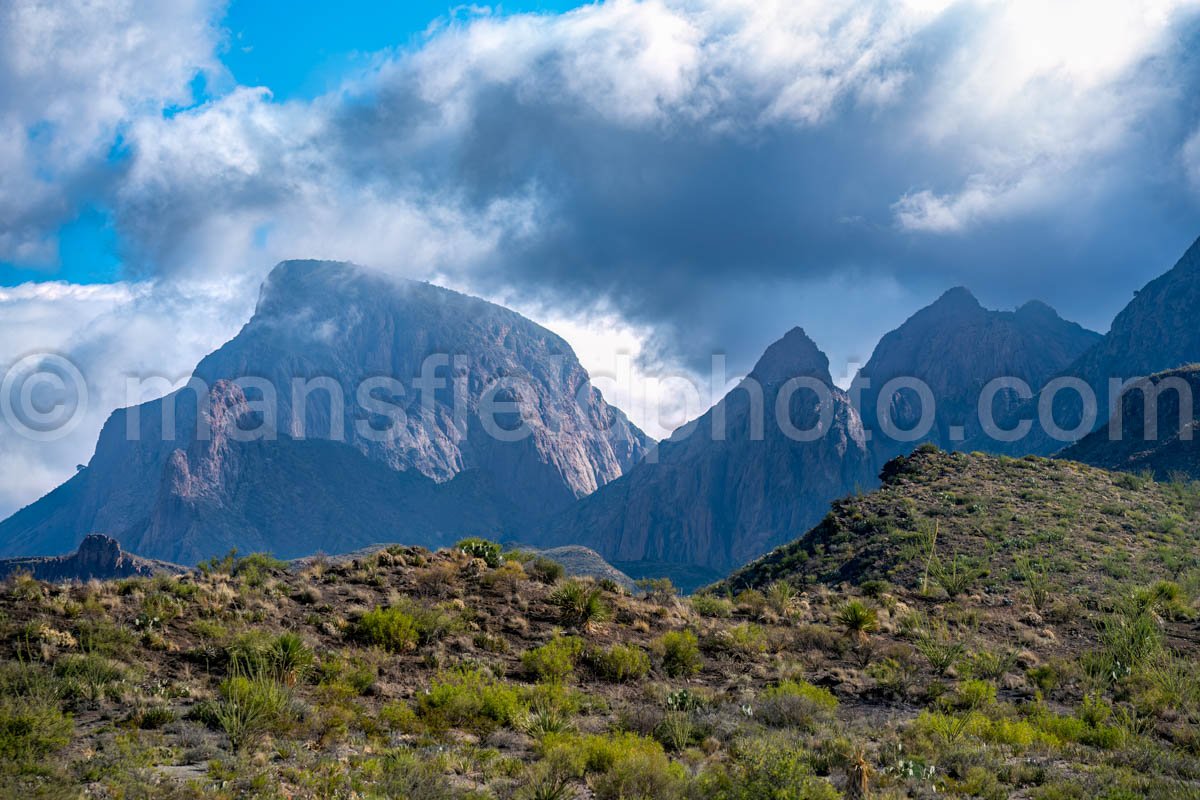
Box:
[719,445,1200,595]
[1059,365,1200,479]
[858,288,1100,462]
[977,235,1200,455]
[0,261,649,562]
[5,460,1200,798]
[535,328,875,588]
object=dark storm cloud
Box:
[69,1,1200,375]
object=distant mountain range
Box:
[2,237,1199,586]
[1060,365,1200,479]
[532,327,875,588]
[857,287,1101,463]
[969,235,1200,456]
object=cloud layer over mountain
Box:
[3,0,1200,516]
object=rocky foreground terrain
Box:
[1,448,1199,798]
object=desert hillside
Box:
[2,453,1200,798]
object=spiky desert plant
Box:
[269,633,314,687]
[549,580,611,633]
[836,600,879,645]
[765,580,800,619]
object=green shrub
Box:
[764,580,799,618]
[587,643,651,683]
[457,537,502,568]
[930,553,979,598]
[717,622,769,656]
[54,652,128,702]
[637,577,678,604]
[757,680,837,730]
[1098,608,1161,677]
[374,748,458,799]
[1134,580,1192,620]
[654,630,702,678]
[269,633,314,686]
[915,630,965,676]
[590,745,687,800]
[526,558,565,584]
[0,696,72,768]
[696,731,840,800]
[522,637,585,684]
[690,593,734,618]
[200,550,287,583]
[867,656,916,699]
[1027,664,1062,694]
[734,589,768,617]
[966,649,1016,681]
[538,731,672,779]
[209,670,294,753]
[355,606,420,653]
[129,704,176,730]
[654,708,695,752]
[1015,554,1052,610]
[549,580,611,632]
[951,679,997,710]
[417,668,525,734]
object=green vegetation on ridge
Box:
[1,448,1200,797]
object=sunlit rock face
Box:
[0,260,649,563]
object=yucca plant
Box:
[549,580,611,633]
[269,633,314,687]
[836,600,879,645]
[915,630,965,676]
[930,553,978,598]
[765,580,799,619]
[212,665,292,753]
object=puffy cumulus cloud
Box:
[0,279,252,517]
[89,0,1200,368]
[894,0,1195,233]
[0,0,224,264]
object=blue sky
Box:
[0,0,585,287]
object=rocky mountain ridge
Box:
[856,287,1101,462]
[534,327,877,589]
[0,261,649,563]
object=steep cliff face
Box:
[983,235,1200,456]
[1059,365,1200,479]
[535,328,875,588]
[858,287,1100,462]
[0,261,649,562]
[195,261,649,501]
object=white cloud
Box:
[0,0,223,263]
[894,0,1193,233]
[0,279,252,518]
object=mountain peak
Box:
[1014,299,1060,321]
[749,326,832,386]
[928,286,983,314]
[256,260,409,317]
